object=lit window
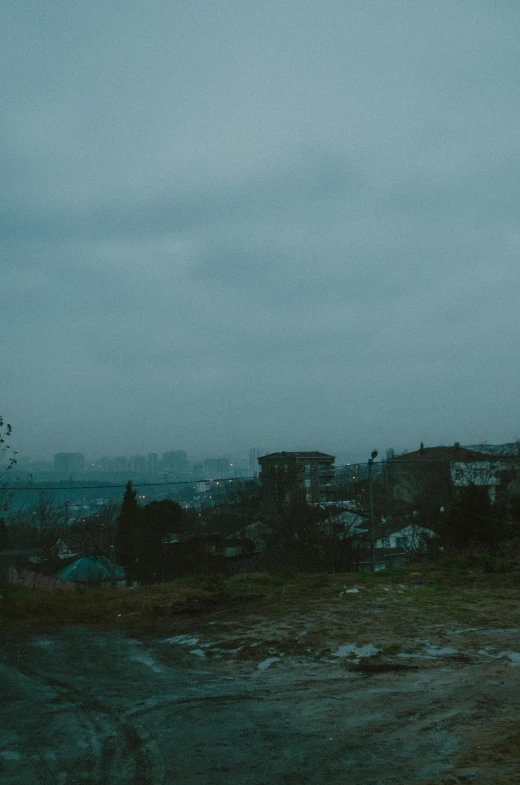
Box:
[305,464,311,472]
[305,479,311,488]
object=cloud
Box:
[2,0,520,458]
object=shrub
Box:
[441,553,509,573]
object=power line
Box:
[3,463,361,492]
[4,475,257,492]
[5,456,518,494]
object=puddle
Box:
[131,653,163,673]
[333,644,380,658]
[257,657,281,671]
[425,647,459,657]
[498,651,520,664]
[162,639,243,660]
[0,751,22,762]
[163,635,200,646]
[32,639,54,648]
[398,646,464,661]
[477,649,520,664]
[397,653,434,660]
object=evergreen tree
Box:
[0,518,7,549]
[438,484,504,554]
[135,500,184,583]
[115,481,140,585]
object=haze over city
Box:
[2,1,519,461]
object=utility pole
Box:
[368,450,378,572]
[110,544,116,587]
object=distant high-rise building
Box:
[147,453,158,474]
[112,456,128,473]
[163,450,188,474]
[54,453,85,474]
[98,456,114,472]
[203,458,230,477]
[249,448,260,477]
[129,455,146,474]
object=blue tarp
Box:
[56,556,125,583]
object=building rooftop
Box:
[260,451,335,460]
[389,444,495,463]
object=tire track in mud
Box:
[6,627,520,784]
[125,688,272,719]
[1,667,165,785]
[43,675,166,785]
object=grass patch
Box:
[440,553,511,573]
[2,567,520,633]
[228,573,284,587]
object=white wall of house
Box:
[375,525,437,551]
[450,461,499,501]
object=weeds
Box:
[2,566,520,632]
[228,573,284,587]
[441,553,510,573]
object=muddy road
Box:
[2,621,520,784]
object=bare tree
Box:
[32,492,67,565]
[255,469,327,571]
[0,417,17,522]
[220,479,261,535]
[65,501,120,557]
[0,419,36,546]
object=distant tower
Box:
[147,453,158,474]
[249,448,260,478]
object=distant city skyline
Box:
[7,424,519,469]
[12,434,519,476]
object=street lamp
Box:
[368,450,378,573]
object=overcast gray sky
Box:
[2,0,519,461]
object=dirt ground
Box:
[2,572,520,784]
